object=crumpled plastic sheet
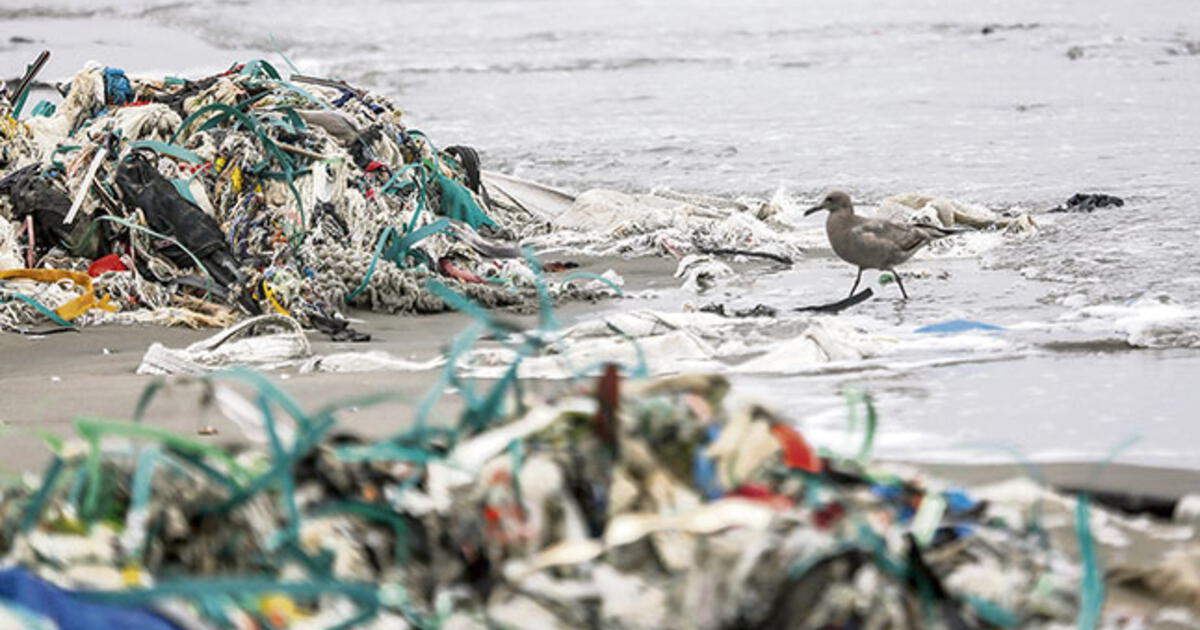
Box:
[130,303,1018,380]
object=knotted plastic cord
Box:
[172,102,307,232]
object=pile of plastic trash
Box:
[0,57,615,336]
[3,279,1198,629]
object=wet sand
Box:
[0,256,675,474]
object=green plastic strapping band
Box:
[20,456,63,532]
[507,439,526,508]
[172,102,307,231]
[73,417,250,520]
[389,218,451,268]
[128,139,204,164]
[171,179,201,206]
[426,277,493,328]
[1073,434,1138,630]
[1075,495,1103,630]
[310,500,411,564]
[335,442,440,464]
[424,279,537,431]
[132,378,166,423]
[29,100,55,117]
[344,219,451,303]
[0,291,74,328]
[964,595,1021,628]
[126,446,163,559]
[270,36,301,75]
[343,227,396,303]
[412,322,486,431]
[207,368,313,432]
[238,59,282,80]
[843,389,878,465]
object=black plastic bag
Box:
[115,152,242,289]
[2,167,109,260]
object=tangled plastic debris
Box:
[3,278,1198,630]
[1,59,616,336]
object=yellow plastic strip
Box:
[262,280,292,317]
[0,268,118,321]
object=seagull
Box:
[805,191,957,299]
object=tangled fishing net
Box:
[0,59,605,334]
[1,281,1196,630]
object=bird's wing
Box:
[852,218,931,253]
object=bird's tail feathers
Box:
[914,223,967,238]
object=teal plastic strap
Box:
[0,291,75,328]
[344,227,398,304]
[172,102,306,230]
[128,140,204,164]
[20,456,64,532]
[29,100,55,117]
[344,219,450,303]
[387,218,451,267]
[88,215,214,298]
[844,389,878,465]
[171,179,201,206]
[1075,495,1103,630]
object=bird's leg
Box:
[848,267,863,298]
[889,269,909,300]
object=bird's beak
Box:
[804,203,826,216]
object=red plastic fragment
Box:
[438,258,487,284]
[88,254,127,277]
[594,364,620,448]
[770,423,823,473]
[730,483,793,509]
[812,502,846,529]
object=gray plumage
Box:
[805,191,956,299]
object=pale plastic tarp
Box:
[136,314,311,375]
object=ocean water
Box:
[2,0,1199,467]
